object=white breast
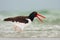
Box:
[13,19,32,30]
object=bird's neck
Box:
[28,15,35,21]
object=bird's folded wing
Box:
[4,16,28,23]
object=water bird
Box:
[4,11,46,32]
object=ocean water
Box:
[0,10,60,38]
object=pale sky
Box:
[0,0,60,11]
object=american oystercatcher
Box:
[4,11,46,32]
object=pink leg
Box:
[13,25,23,32]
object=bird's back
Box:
[4,16,29,23]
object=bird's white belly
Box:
[13,19,32,30]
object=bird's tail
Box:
[4,18,13,21]
[0,17,12,21]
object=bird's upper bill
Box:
[36,13,46,22]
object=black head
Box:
[28,11,46,22]
[28,11,37,21]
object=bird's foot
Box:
[13,26,24,32]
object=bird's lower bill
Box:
[36,14,46,22]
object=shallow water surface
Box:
[0,10,60,38]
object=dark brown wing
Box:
[4,16,29,23]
